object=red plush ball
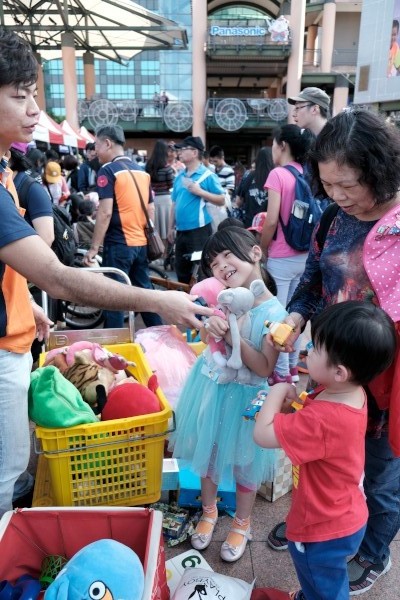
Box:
[101,381,161,420]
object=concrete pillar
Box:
[286,0,306,124]
[321,0,336,73]
[191,0,207,143]
[83,51,96,100]
[305,24,318,66]
[61,32,79,129]
[34,52,46,111]
[332,74,349,116]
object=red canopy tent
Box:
[33,111,65,145]
[60,120,87,149]
[79,126,95,144]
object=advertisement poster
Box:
[388,0,400,76]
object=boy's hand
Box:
[280,385,301,413]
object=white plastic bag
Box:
[172,567,254,600]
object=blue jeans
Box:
[359,433,400,563]
[102,243,162,329]
[289,526,366,600]
[0,350,32,517]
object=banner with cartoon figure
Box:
[388,0,400,76]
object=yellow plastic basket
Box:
[35,343,173,507]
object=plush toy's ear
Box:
[250,279,267,298]
[217,289,234,305]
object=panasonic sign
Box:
[210,25,267,36]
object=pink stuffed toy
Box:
[44,341,135,374]
[191,277,228,367]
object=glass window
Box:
[141,60,159,75]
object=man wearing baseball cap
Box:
[168,136,225,283]
[288,87,331,136]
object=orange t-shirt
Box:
[0,168,36,353]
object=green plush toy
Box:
[28,366,98,427]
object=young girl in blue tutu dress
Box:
[169,226,287,562]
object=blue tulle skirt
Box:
[169,355,277,489]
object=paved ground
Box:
[165,492,400,598]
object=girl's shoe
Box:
[268,371,292,386]
[220,524,252,562]
[191,512,218,551]
[290,367,300,383]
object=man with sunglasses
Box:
[288,87,331,136]
[168,136,224,284]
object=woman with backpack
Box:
[260,124,315,384]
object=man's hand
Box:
[167,228,176,245]
[158,291,214,329]
[187,181,202,196]
[83,248,98,266]
[31,301,54,342]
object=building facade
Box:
[41,0,362,163]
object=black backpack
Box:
[278,165,331,252]
[14,173,77,266]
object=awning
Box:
[2,0,188,64]
[79,126,95,144]
[33,111,65,145]
[61,120,87,149]
[33,111,88,148]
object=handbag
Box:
[127,169,165,261]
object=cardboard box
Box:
[177,460,236,511]
[162,458,179,491]
[258,449,293,502]
[0,507,169,600]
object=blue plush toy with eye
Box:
[44,539,144,600]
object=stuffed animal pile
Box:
[28,341,161,427]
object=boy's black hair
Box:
[78,199,96,217]
[209,145,224,159]
[0,29,38,87]
[9,148,31,172]
[311,301,397,386]
[201,226,276,293]
[26,148,45,170]
[45,148,60,162]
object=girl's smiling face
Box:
[209,247,262,288]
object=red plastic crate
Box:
[0,507,169,600]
